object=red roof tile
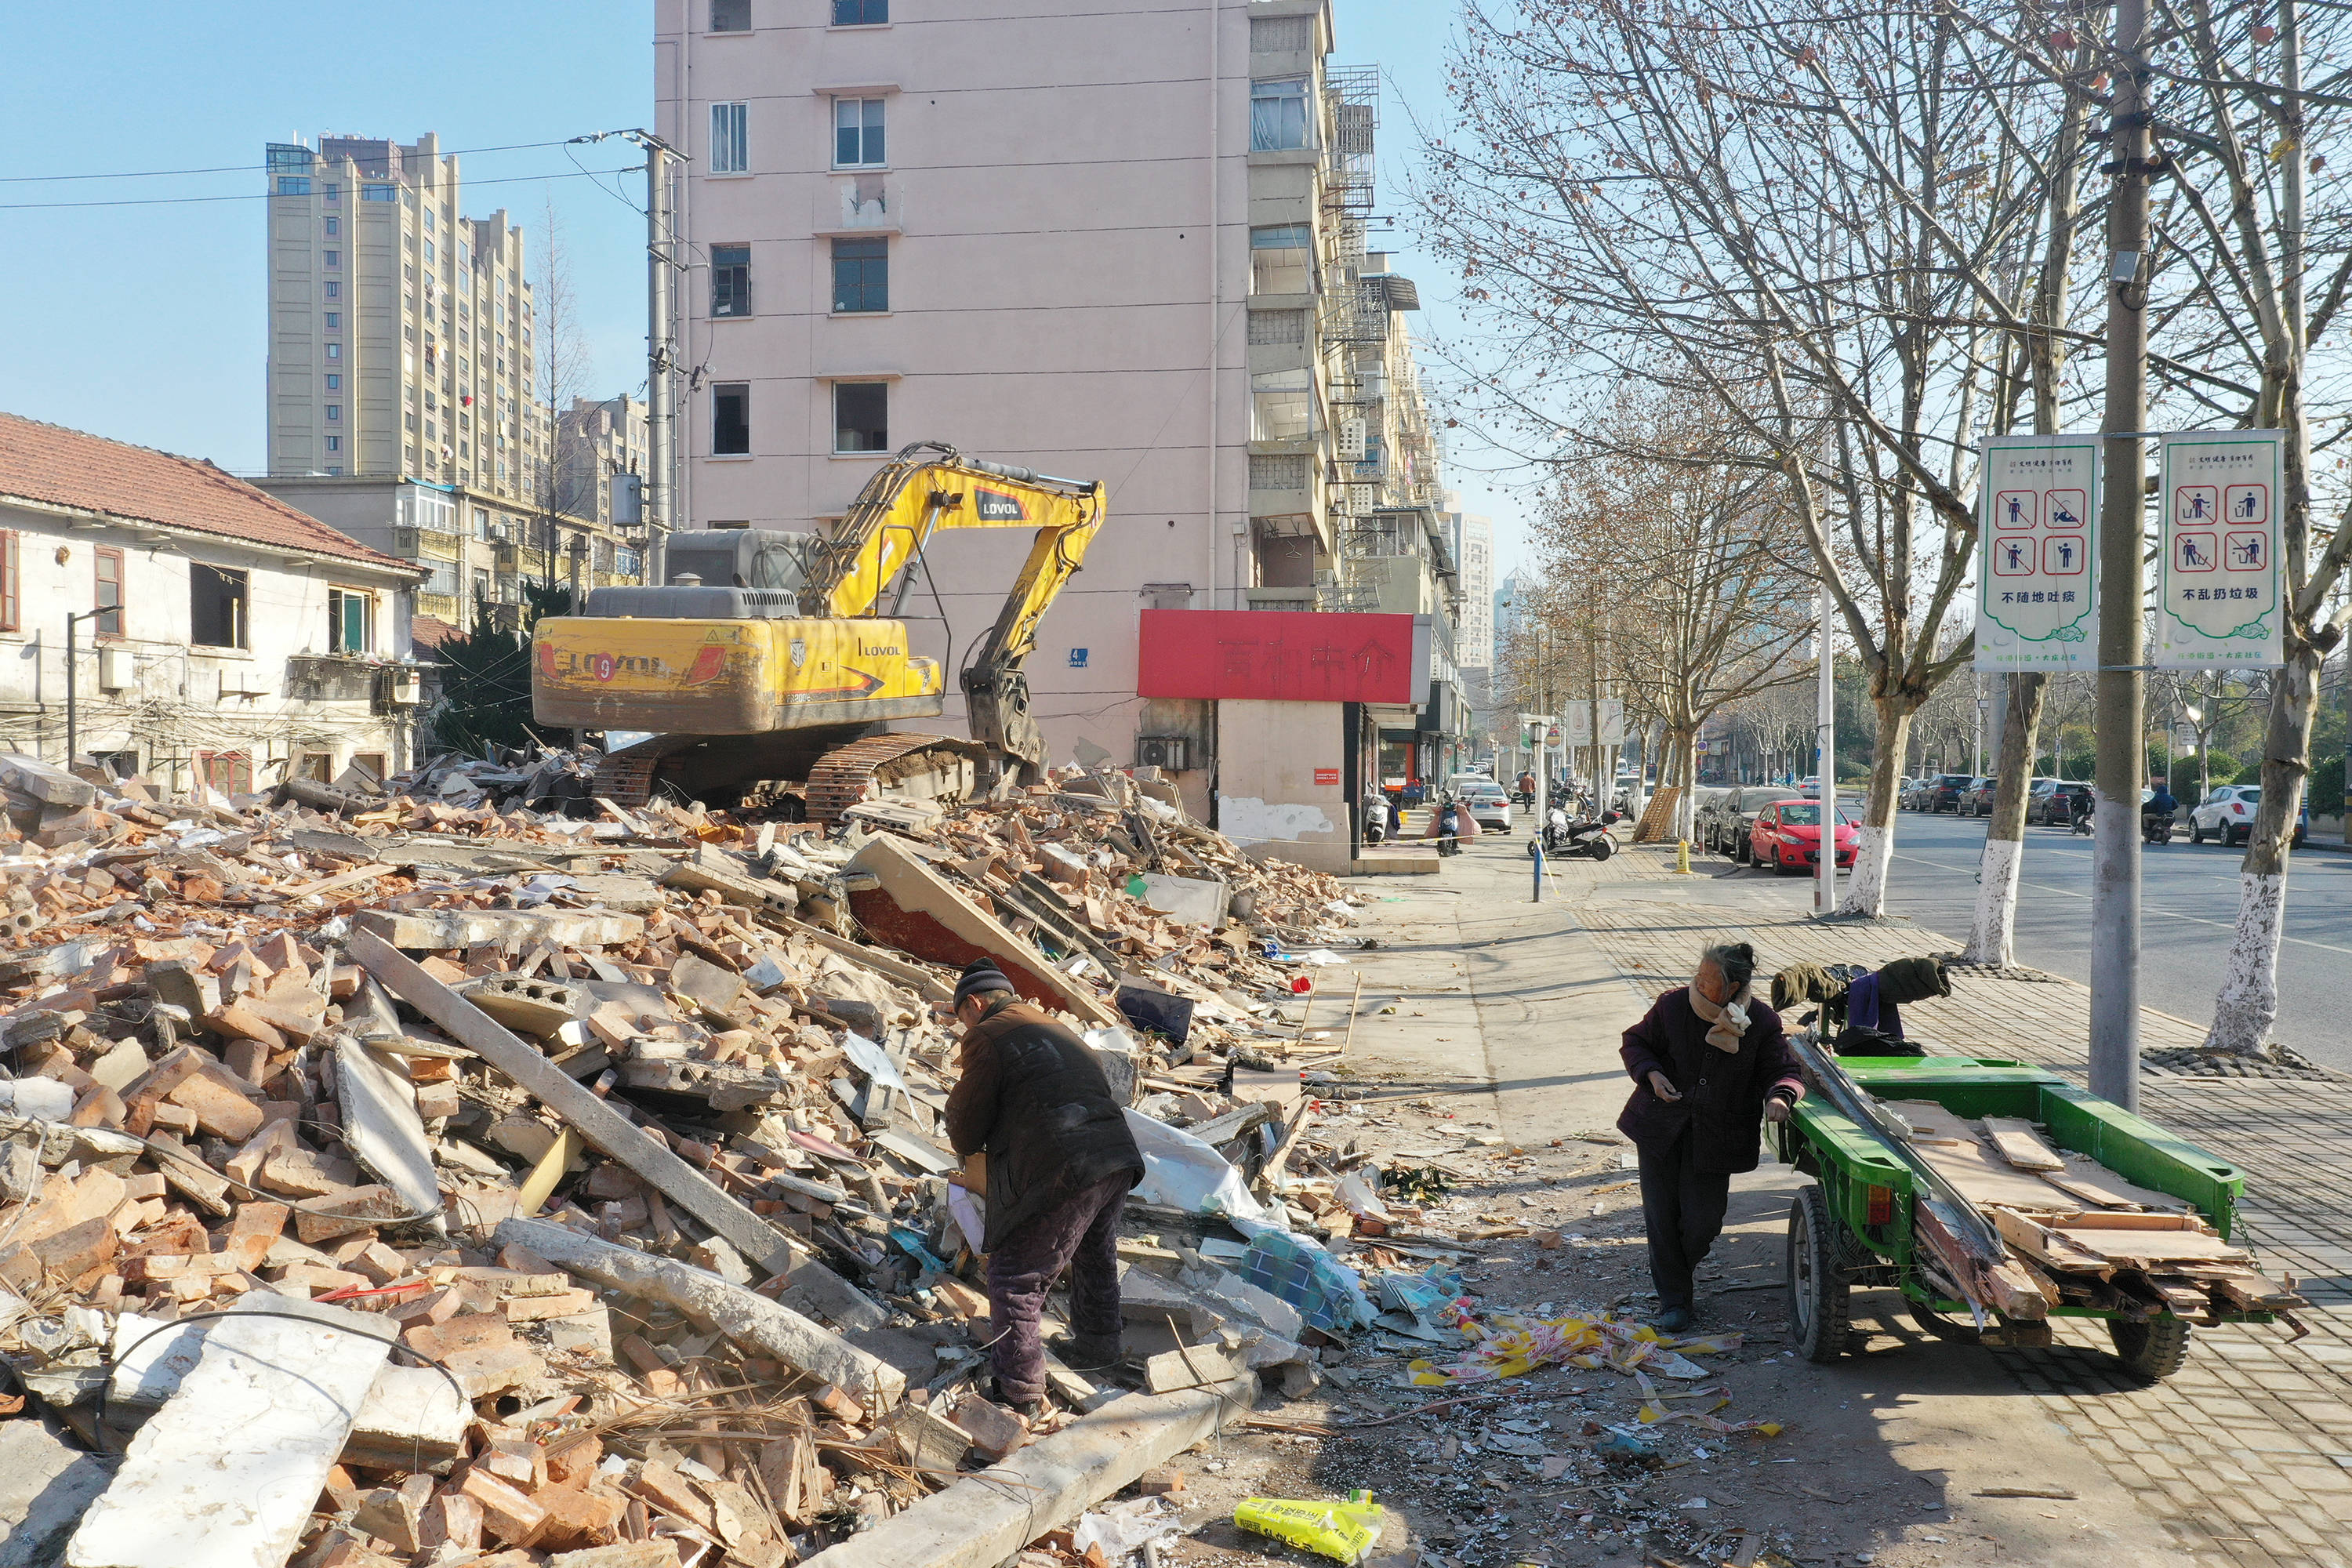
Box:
[409,614,461,656]
[0,411,417,573]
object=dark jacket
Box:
[945,997,1143,1251]
[1617,987,1803,1174]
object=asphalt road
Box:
[1858,802,2352,1069]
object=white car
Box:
[1454,780,1513,833]
[2189,784,2303,848]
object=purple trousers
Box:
[985,1174,1128,1401]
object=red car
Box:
[1749,799,1857,874]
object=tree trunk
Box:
[1965,673,2049,965]
[1665,725,1700,840]
[2202,641,2325,1054]
[1837,697,1910,916]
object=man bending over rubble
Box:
[946,959,1145,1412]
[1617,940,1802,1331]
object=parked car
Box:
[1902,776,1944,811]
[2189,784,2308,848]
[1690,786,1735,848]
[1922,773,1976,814]
[1957,776,1998,816]
[1716,786,1796,862]
[2028,779,2094,826]
[1454,778,1514,833]
[1750,799,1859,874]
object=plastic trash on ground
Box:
[1233,1490,1386,1565]
[1123,1108,1286,1228]
[1233,1222,1375,1335]
[1070,1495,1184,1563]
[1407,1311,1739,1386]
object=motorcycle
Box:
[2142,809,2175,846]
[2070,802,2093,837]
[1529,808,1621,861]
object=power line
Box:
[0,137,590,185]
[0,165,641,212]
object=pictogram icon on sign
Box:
[2225,484,2268,524]
[1993,535,2034,575]
[2225,532,2266,571]
[2045,489,2087,530]
[1995,492,2035,530]
[2043,535,2085,575]
[2176,533,2216,572]
[2176,485,2218,524]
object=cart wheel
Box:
[1788,1185,1852,1363]
[1906,1299,1983,1345]
[2108,1316,2191,1382]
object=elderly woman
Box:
[1617,941,1803,1330]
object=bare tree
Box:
[1420,0,2096,914]
[533,195,593,597]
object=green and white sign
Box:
[1975,433,2103,672]
[2157,429,2284,669]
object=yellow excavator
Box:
[532,441,1105,818]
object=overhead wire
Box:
[0,137,594,183]
[0,165,642,212]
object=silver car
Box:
[1454,780,1514,833]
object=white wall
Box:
[1214,698,1349,872]
[0,501,419,789]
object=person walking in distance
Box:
[945,961,1144,1413]
[1616,942,1802,1331]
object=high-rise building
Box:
[652,0,1462,770]
[1443,495,1494,669]
[263,132,546,502]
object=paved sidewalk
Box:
[1570,846,2352,1568]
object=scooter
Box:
[2070,803,2093,837]
[1529,808,1621,860]
[2142,810,2175,846]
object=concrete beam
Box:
[353,908,645,953]
[797,1374,1255,1568]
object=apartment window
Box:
[325,373,340,390]
[276,176,310,196]
[424,239,436,264]
[832,238,888,312]
[324,280,339,298]
[324,312,340,329]
[833,382,887,452]
[191,564,249,649]
[833,0,887,21]
[1249,369,1312,441]
[711,244,752,317]
[0,531,17,632]
[1250,78,1311,151]
[326,343,341,359]
[324,249,340,268]
[328,405,343,423]
[328,589,376,654]
[198,752,252,798]
[834,99,885,167]
[420,562,459,597]
[712,383,750,455]
[472,568,491,604]
[1247,307,1307,345]
[362,184,396,202]
[710,0,750,27]
[324,182,339,202]
[1250,224,1313,294]
[710,103,749,173]
[93,546,124,640]
[324,216,339,237]
[422,207,434,231]
[325,435,341,452]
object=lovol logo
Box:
[973,488,1027,522]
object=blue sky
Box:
[0,0,1534,576]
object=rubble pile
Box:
[0,750,1387,1568]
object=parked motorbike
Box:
[1529,808,1621,861]
[2142,809,2175,846]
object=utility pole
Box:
[2091,0,2151,1110]
[1816,587,1838,915]
[644,133,678,588]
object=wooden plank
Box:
[1980,1117,2067,1172]
[2041,1156,2191,1213]
[1913,1138,2082,1213]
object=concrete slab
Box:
[0,1421,114,1568]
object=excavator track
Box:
[802,732,991,824]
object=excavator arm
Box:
[805,441,1104,776]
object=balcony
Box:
[1245,586,1318,612]
[415,592,460,622]
[392,527,463,562]
[283,654,381,704]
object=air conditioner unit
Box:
[387,669,422,706]
[1337,419,1368,463]
[1135,734,1191,772]
[488,522,510,542]
[97,648,134,692]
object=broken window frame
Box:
[190,563,250,650]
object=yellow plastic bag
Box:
[1234,1490,1385,1564]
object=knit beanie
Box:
[954,959,1014,1011]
